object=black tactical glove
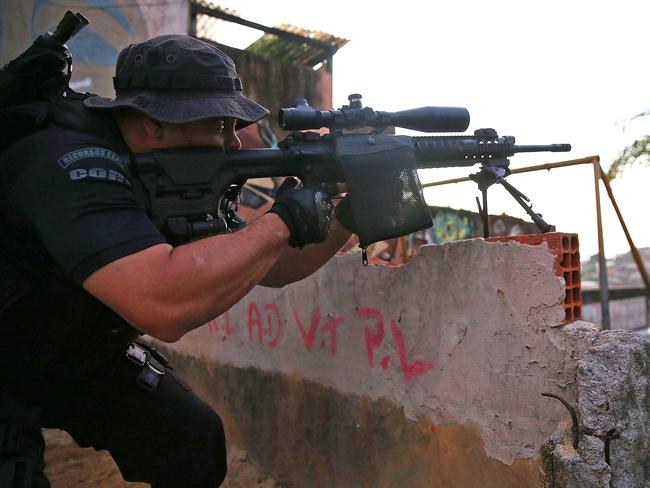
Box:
[269,177,334,248]
[334,195,357,234]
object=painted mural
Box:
[429,208,476,244]
[427,206,537,242]
[1,0,187,97]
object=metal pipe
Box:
[592,159,611,330]
[598,165,650,293]
[421,156,598,189]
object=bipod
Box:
[470,163,555,238]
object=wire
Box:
[41,0,184,9]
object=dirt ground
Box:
[43,429,278,487]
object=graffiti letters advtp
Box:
[208,302,435,382]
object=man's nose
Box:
[223,131,241,151]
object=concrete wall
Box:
[160,238,589,487]
[31,236,649,486]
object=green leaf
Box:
[608,134,650,180]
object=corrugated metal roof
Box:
[246,23,348,68]
[190,1,348,68]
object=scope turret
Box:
[279,94,470,133]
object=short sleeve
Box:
[6,129,167,283]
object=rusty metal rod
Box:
[592,160,611,329]
[598,164,650,318]
[541,392,580,449]
[421,156,598,188]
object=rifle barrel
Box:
[515,144,572,153]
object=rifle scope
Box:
[279,94,470,133]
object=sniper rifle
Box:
[0,11,571,255]
[131,94,571,252]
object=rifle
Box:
[0,11,571,257]
[131,94,571,255]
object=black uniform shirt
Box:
[0,114,165,283]
[0,112,166,393]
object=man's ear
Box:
[141,116,164,139]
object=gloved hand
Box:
[268,178,334,248]
[334,195,357,234]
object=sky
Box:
[212,0,649,259]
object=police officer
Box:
[0,35,352,487]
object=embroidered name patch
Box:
[57,147,124,169]
[68,167,131,186]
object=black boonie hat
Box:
[84,35,269,128]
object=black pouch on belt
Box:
[125,341,168,392]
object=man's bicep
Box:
[83,241,210,343]
[82,243,189,343]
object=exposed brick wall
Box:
[211,42,332,139]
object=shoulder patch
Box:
[57,147,124,169]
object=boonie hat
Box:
[84,35,269,128]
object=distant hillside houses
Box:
[582,248,650,289]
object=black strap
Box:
[114,73,242,91]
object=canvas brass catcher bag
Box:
[336,133,432,249]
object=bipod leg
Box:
[470,167,497,238]
[499,179,555,233]
[479,187,490,238]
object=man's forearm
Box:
[84,213,292,342]
[259,219,352,288]
[164,213,293,329]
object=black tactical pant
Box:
[0,342,227,487]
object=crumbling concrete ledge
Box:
[157,238,650,487]
[541,322,650,488]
